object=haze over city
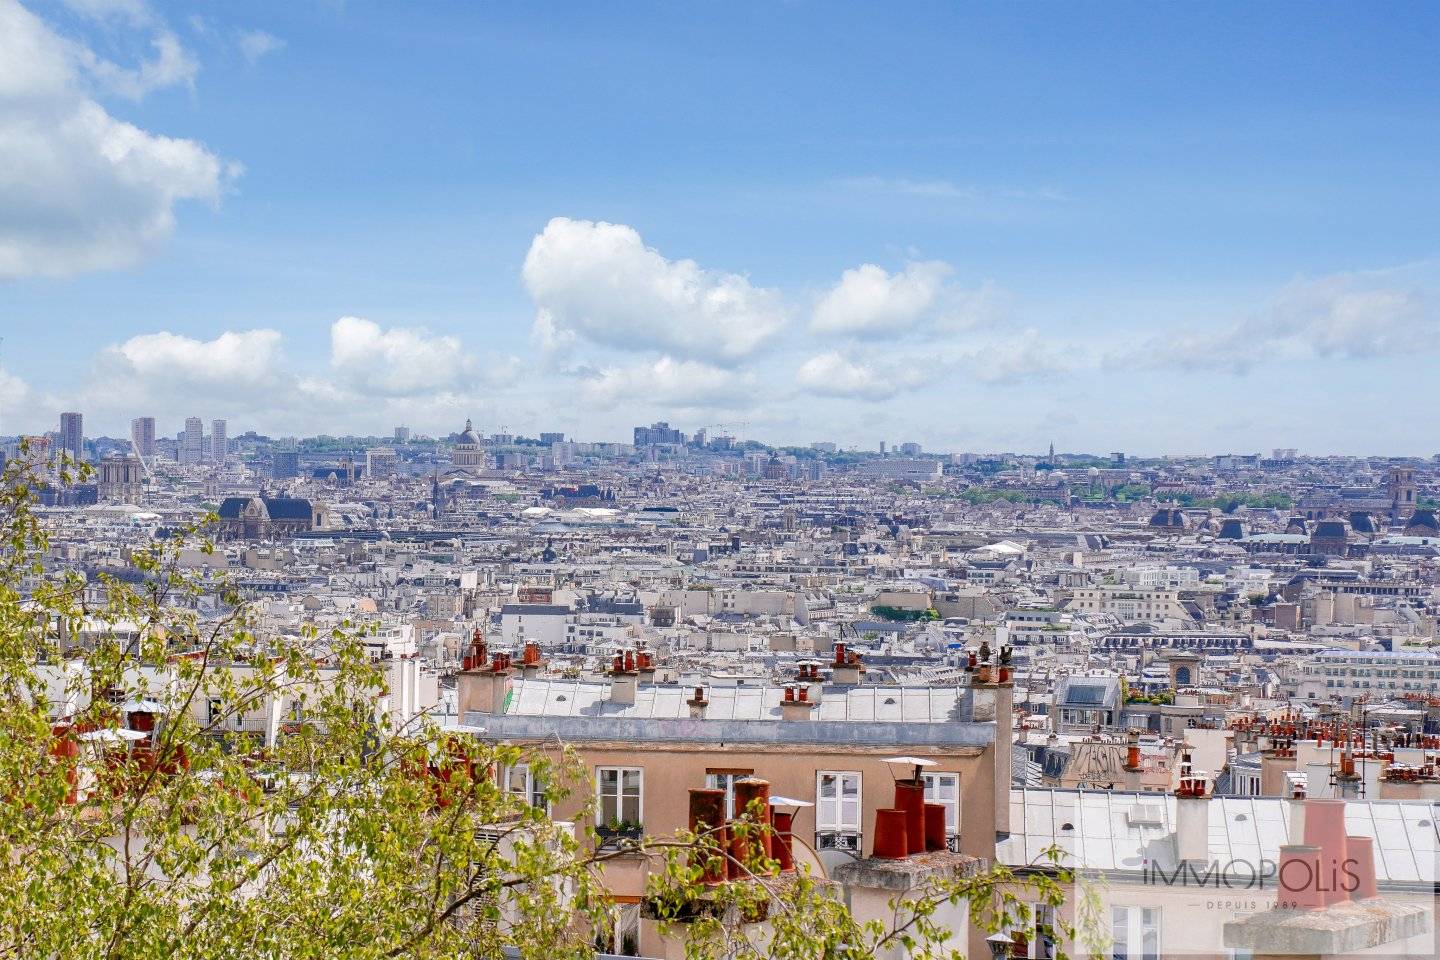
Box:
[4,4,1440,960]
[3,0,1440,453]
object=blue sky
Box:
[2,0,1438,454]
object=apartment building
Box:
[457,649,1014,958]
[1065,587,1200,625]
[1295,649,1440,700]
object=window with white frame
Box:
[815,771,861,849]
[921,771,960,843]
[1006,902,1057,959]
[206,699,222,726]
[705,770,752,819]
[501,763,548,811]
[597,767,642,827]
[1111,906,1160,960]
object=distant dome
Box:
[457,418,482,445]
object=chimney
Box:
[688,787,727,884]
[1124,729,1142,771]
[831,642,863,685]
[977,679,1016,838]
[923,802,948,852]
[1346,834,1378,900]
[461,626,488,671]
[1260,737,1296,796]
[872,808,908,859]
[1275,844,1328,910]
[686,685,708,719]
[732,776,773,865]
[521,640,544,678]
[781,684,818,722]
[772,810,796,871]
[1287,780,1308,844]
[894,778,926,855]
[456,651,512,716]
[608,650,637,705]
[1174,752,1210,865]
[1301,798,1350,906]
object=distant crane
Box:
[695,421,751,440]
[128,437,155,484]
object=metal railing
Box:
[814,829,862,852]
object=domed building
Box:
[452,419,486,470]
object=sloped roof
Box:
[998,788,1437,884]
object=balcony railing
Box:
[595,823,644,848]
[815,829,862,852]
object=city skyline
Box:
[2,1,1439,454]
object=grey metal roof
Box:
[999,788,1438,884]
[464,679,993,748]
[502,679,970,723]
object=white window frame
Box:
[206,698,222,726]
[705,771,753,819]
[815,770,862,846]
[1006,902,1057,959]
[596,766,643,827]
[921,771,960,841]
[501,762,549,812]
[1111,905,1160,960]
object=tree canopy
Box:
[0,450,1081,959]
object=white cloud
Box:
[579,357,754,409]
[795,351,933,401]
[811,261,952,337]
[797,331,1073,401]
[58,0,152,26]
[237,29,284,65]
[959,329,1073,384]
[522,217,787,365]
[1106,269,1440,373]
[329,316,486,397]
[99,329,285,388]
[0,364,32,419]
[0,0,231,279]
[810,261,1010,339]
[74,31,197,99]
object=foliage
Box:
[0,451,610,959]
[957,488,1030,505]
[870,605,940,623]
[0,449,1087,960]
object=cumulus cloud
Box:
[795,351,934,401]
[328,316,495,397]
[797,331,1073,401]
[0,0,230,279]
[237,29,284,65]
[98,329,285,389]
[811,261,952,337]
[0,364,32,416]
[579,356,754,409]
[810,260,1010,339]
[50,323,523,436]
[522,217,787,365]
[1106,269,1440,373]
